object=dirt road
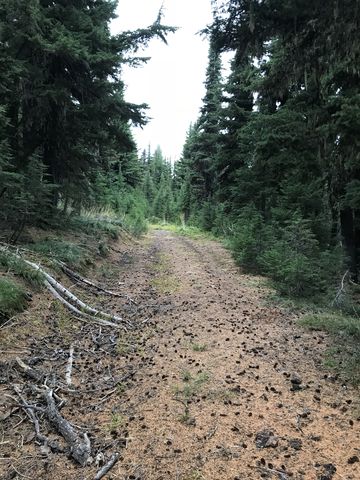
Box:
[113,230,360,480]
[1,229,359,479]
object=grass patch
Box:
[26,239,91,269]
[52,302,79,339]
[0,278,28,321]
[0,251,44,287]
[150,252,180,294]
[98,264,117,279]
[150,253,169,273]
[184,471,205,480]
[190,342,207,352]
[300,312,360,339]
[174,370,210,427]
[151,275,180,294]
[299,312,360,383]
[174,371,210,399]
[107,413,125,433]
[150,223,215,240]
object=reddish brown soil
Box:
[1,229,359,480]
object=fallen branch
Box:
[15,357,44,383]
[45,281,123,329]
[25,259,123,322]
[1,245,135,329]
[65,345,74,386]
[94,453,119,480]
[13,386,63,454]
[44,388,92,466]
[332,269,349,307]
[59,262,125,298]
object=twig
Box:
[15,357,44,383]
[65,345,74,386]
[10,464,32,479]
[332,270,349,307]
[13,386,48,446]
[94,453,119,480]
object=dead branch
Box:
[65,345,74,386]
[13,385,63,454]
[59,262,122,297]
[15,357,44,383]
[44,388,92,466]
[45,281,123,329]
[332,269,349,307]
[1,246,134,328]
[59,261,137,305]
[94,453,119,480]
[25,259,123,322]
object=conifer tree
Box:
[0,1,175,236]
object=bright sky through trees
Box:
[111,0,213,162]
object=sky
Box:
[111,0,213,162]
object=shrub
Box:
[27,239,90,268]
[0,250,44,287]
[230,205,268,272]
[0,278,28,321]
[230,208,343,298]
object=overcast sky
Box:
[111,0,213,162]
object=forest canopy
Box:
[173,0,360,298]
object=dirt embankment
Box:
[1,230,359,480]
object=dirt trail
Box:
[1,229,359,480]
[111,230,360,480]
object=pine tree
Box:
[0,1,175,236]
[177,0,360,294]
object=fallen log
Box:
[0,246,132,328]
[25,259,123,323]
[45,281,123,329]
[44,388,92,466]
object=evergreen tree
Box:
[176,0,360,295]
[0,1,175,237]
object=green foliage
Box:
[0,278,28,321]
[300,313,360,341]
[0,153,56,241]
[68,216,120,240]
[27,240,90,269]
[230,206,267,272]
[151,223,215,241]
[0,1,175,238]
[230,208,343,298]
[173,0,360,303]
[300,312,360,383]
[0,251,44,288]
[125,211,148,237]
[142,146,176,224]
[174,371,210,400]
[191,342,207,352]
